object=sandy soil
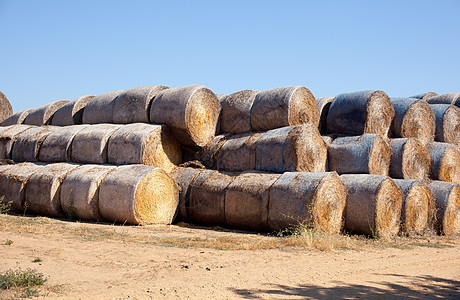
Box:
[0,214,459,299]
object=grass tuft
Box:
[0,268,47,290]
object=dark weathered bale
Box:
[60,164,115,221]
[1,109,33,126]
[24,162,80,217]
[82,90,124,124]
[195,134,228,169]
[430,104,460,145]
[393,179,435,235]
[326,90,395,137]
[0,91,13,123]
[11,126,57,162]
[269,171,347,234]
[426,93,460,107]
[70,124,121,164]
[169,167,204,221]
[328,134,392,175]
[51,95,95,125]
[0,125,33,159]
[107,123,181,172]
[428,181,460,235]
[389,138,431,180]
[219,90,259,134]
[98,165,179,225]
[215,132,263,172]
[112,85,169,124]
[250,86,319,131]
[38,125,89,162]
[390,97,435,145]
[150,85,221,148]
[316,97,334,134]
[23,100,70,125]
[409,92,438,101]
[428,142,460,184]
[341,174,403,238]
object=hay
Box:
[98,165,179,225]
[70,124,121,164]
[430,104,460,145]
[38,125,89,162]
[169,167,203,221]
[225,172,281,232]
[107,123,181,172]
[149,85,221,148]
[51,95,95,125]
[60,164,115,221]
[426,93,460,107]
[389,138,431,180]
[0,163,44,212]
[23,100,70,125]
[390,97,435,145]
[410,92,438,101]
[316,97,334,134]
[0,125,33,159]
[196,134,227,168]
[1,109,33,126]
[341,174,403,238]
[269,171,346,234]
[216,132,263,172]
[0,91,13,123]
[326,90,395,137]
[11,126,57,162]
[393,179,435,235]
[321,135,334,146]
[428,181,460,235]
[328,134,392,175]
[428,142,460,184]
[112,85,169,124]
[219,90,259,134]
[82,90,124,124]
[250,86,319,131]
[24,162,80,217]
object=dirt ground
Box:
[0,213,459,299]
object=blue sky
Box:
[1,0,459,112]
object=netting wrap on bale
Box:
[427,93,460,107]
[0,91,13,124]
[428,181,460,235]
[51,95,95,126]
[11,126,57,162]
[1,109,33,126]
[326,90,394,137]
[215,132,262,172]
[0,125,33,159]
[23,100,70,126]
[430,104,460,145]
[428,142,460,184]
[82,90,124,124]
[341,174,403,238]
[316,97,334,134]
[98,165,179,225]
[38,125,89,162]
[328,134,392,175]
[219,90,259,134]
[389,138,431,180]
[149,85,221,148]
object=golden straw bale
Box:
[430,104,460,145]
[389,138,431,180]
[428,142,460,184]
[219,90,259,134]
[0,91,13,123]
[428,181,460,235]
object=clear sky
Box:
[1,0,459,112]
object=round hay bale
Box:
[0,91,13,123]
[149,85,221,148]
[341,174,403,238]
[51,95,95,126]
[326,90,395,137]
[428,181,460,235]
[430,104,460,145]
[0,125,33,159]
[390,97,435,145]
[393,179,435,235]
[389,138,431,180]
[1,109,33,126]
[169,167,203,221]
[188,170,235,226]
[107,123,181,172]
[23,100,70,125]
[269,171,347,234]
[216,132,263,172]
[428,142,460,184]
[82,90,124,124]
[98,165,179,225]
[426,93,460,107]
[316,97,334,134]
[38,125,89,162]
[410,92,438,101]
[328,134,392,175]
[112,85,169,124]
[219,90,259,134]
[70,124,121,164]
[195,134,227,169]
[11,126,57,162]
[250,86,319,131]
[0,163,44,212]
[256,124,327,173]
[225,172,281,232]
[60,164,115,221]
[24,162,80,217]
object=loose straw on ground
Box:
[23,100,70,125]
[430,104,460,145]
[51,95,95,125]
[389,138,431,180]
[428,142,460,184]
[428,181,460,235]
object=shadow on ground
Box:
[230,275,460,299]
